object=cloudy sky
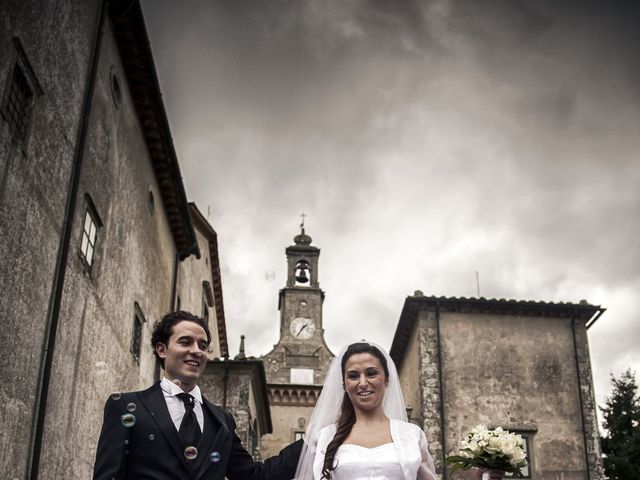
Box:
[141,0,639,411]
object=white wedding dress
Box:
[311,420,436,480]
[331,442,405,480]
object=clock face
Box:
[290,317,315,340]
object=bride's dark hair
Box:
[321,342,390,479]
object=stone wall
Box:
[264,288,332,385]
[431,310,600,480]
[391,297,605,480]
[0,1,101,478]
[0,3,219,477]
[35,15,180,478]
[201,364,267,459]
[261,403,315,458]
[572,320,605,478]
[418,310,446,478]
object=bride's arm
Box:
[417,429,437,480]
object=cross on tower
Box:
[299,212,307,229]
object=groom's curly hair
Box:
[321,342,389,479]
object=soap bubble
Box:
[111,392,121,401]
[126,402,136,412]
[264,270,276,281]
[184,446,198,461]
[121,413,136,428]
[209,451,221,462]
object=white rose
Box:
[485,435,502,454]
[510,448,527,467]
[468,440,482,455]
[499,437,516,457]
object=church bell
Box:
[295,268,309,283]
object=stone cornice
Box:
[267,383,322,407]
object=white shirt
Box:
[160,377,205,433]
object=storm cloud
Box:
[142,0,640,413]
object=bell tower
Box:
[260,221,334,456]
[263,221,333,385]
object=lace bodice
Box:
[331,442,405,480]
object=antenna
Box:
[207,206,211,222]
[476,270,480,297]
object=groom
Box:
[93,310,302,479]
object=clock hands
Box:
[296,324,308,337]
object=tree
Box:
[600,369,640,479]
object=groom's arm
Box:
[224,411,303,480]
[93,396,129,480]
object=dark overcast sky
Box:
[141,0,640,411]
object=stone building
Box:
[0,1,227,478]
[202,336,272,461]
[390,293,605,480]
[261,227,334,457]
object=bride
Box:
[294,341,437,480]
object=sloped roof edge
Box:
[189,203,228,358]
[108,0,197,259]
[390,294,606,368]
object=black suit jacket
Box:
[93,383,302,480]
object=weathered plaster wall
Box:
[439,312,588,480]
[201,371,261,455]
[0,1,100,478]
[260,403,314,458]
[35,16,179,478]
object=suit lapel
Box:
[193,398,229,480]
[137,383,192,476]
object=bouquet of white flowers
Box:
[445,425,528,478]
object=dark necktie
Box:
[176,393,202,448]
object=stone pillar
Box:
[573,320,605,479]
[420,310,444,479]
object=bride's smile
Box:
[343,353,390,412]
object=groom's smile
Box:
[156,319,209,391]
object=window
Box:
[1,38,42,145]
[290,368,314,384]
[293,431,305,441]
[146,187,155,216]
[203,303,209,324]
[202,280,214,323]
[130,303,146,364]
[78,194,102,271]
[2,64,33,142]
[109,66,122,108]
